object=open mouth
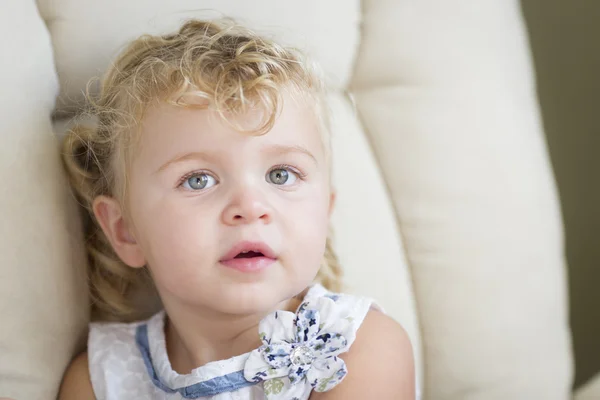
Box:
[234,251,264,259]
[220,241,276,272]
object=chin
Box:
[219,292,285,316]
[212,280,297,316]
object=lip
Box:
[220,241,277,273]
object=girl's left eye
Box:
[266,167,299,186]
[181,173,217,191]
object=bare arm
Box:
[58,352,96,400]
[310,310,415,400]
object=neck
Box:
[163,296,302,374]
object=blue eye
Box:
[267,168,298,186]
[182,173,217,190]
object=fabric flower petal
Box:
[243,347,287,383]
[263,376,308,400]
[262,342,293,369]
[294,303,321,343]
[302,296,349,337]
[288,363,310,385]
[307,355,348,392]
[312,332,348,358]
[259,310,297,345]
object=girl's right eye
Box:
[181,173,217,191]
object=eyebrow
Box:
[155,151,217,174]
[156,144,318,174]
[264,144,318,164]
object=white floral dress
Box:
[88,284,378,399]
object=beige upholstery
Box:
[575,372,600,400]
[0,0,572,399]
[0,1,88,398]
[350,1,573,398]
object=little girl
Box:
[58,19,415,399]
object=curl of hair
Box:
[61,18,342,321]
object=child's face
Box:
[117,92,332,315]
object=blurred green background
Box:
[521,0,600,389]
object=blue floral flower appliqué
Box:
[244,298,349,393]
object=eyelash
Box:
[176,164,307,188]
[176,169,217,188]
[269,164,307,180]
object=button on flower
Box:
[244,298,349,393]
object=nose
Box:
[221,187,272,226]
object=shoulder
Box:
[311,310,415,400]
[58,352,96,400]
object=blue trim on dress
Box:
[135,324,258,398]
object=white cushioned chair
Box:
[0,0,579,399]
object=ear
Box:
[328,191,336,217]
[92,195,146,268]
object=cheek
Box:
[131,198,217,284]
[282,187,331,267]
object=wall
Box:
[521,0,600,388]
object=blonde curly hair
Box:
[61,19,342,322]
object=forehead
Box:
[136,91,325,163]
